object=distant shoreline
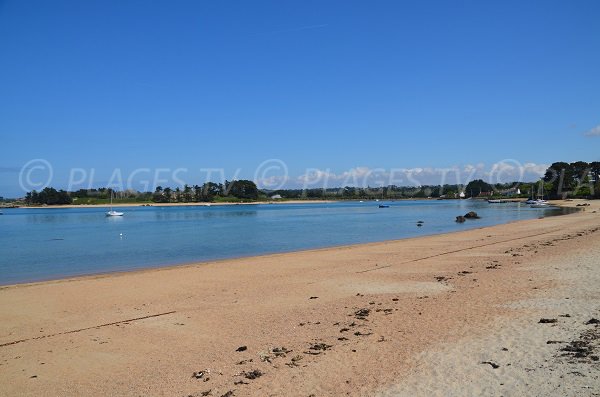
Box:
[11,197,592,209]
[15,199,336,209]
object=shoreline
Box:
[1,200,598,396]
[0,199,586,289]
[15,199,336,209]
[9,197,591,210]
[0,216,546,290]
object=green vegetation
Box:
[543,161,600,199]
[464,179,493,197]
[18,160,599,206]
[25,187,72,205]
[150,180,261,203]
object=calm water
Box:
[0,200,571,285]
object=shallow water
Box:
[0,200,571,285]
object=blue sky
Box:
[1,0,599,196]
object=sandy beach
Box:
[1,200,599,396]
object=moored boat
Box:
[530,201,550,208]
[106,192,124,217]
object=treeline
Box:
[25,188,73,205]
[20,161,600,205]
[151,180,259,202]
[271,182,525,200]
[24,180,261,205]
[543,161,600,199]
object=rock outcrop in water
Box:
[464,211,480,219]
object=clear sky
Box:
[1,0,599,196]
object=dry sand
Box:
[1,199,599,396]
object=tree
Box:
[182,184,193,202]
[25,187,72,205]
[193,185,202,202]
[226,180,258,200]
[201,182,221,201]
[465,179,493,197]
[152,186,168,203]
[543,162,572,198]
[163,187,172,203]
[570,161,590,181]
[590,162,600,198]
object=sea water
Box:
[0,200,572,285]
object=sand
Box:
[0,199,599,396]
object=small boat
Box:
[106,210,124,216]
[378,204,390,208]
[530,201,550,208]
[524,188,537,204]
[106,192,124,217]
[530,178,548,206]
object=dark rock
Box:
[456,216,466,223]
[464,211,480,219]
[585,318,600,325]
[235,346,247,352]
[309,296,319,299]
[539,318,558,324]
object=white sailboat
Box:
[106,192,124,217]
[530,180,549,208]
[525,188,538,204]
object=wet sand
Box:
[0,199,599,396]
